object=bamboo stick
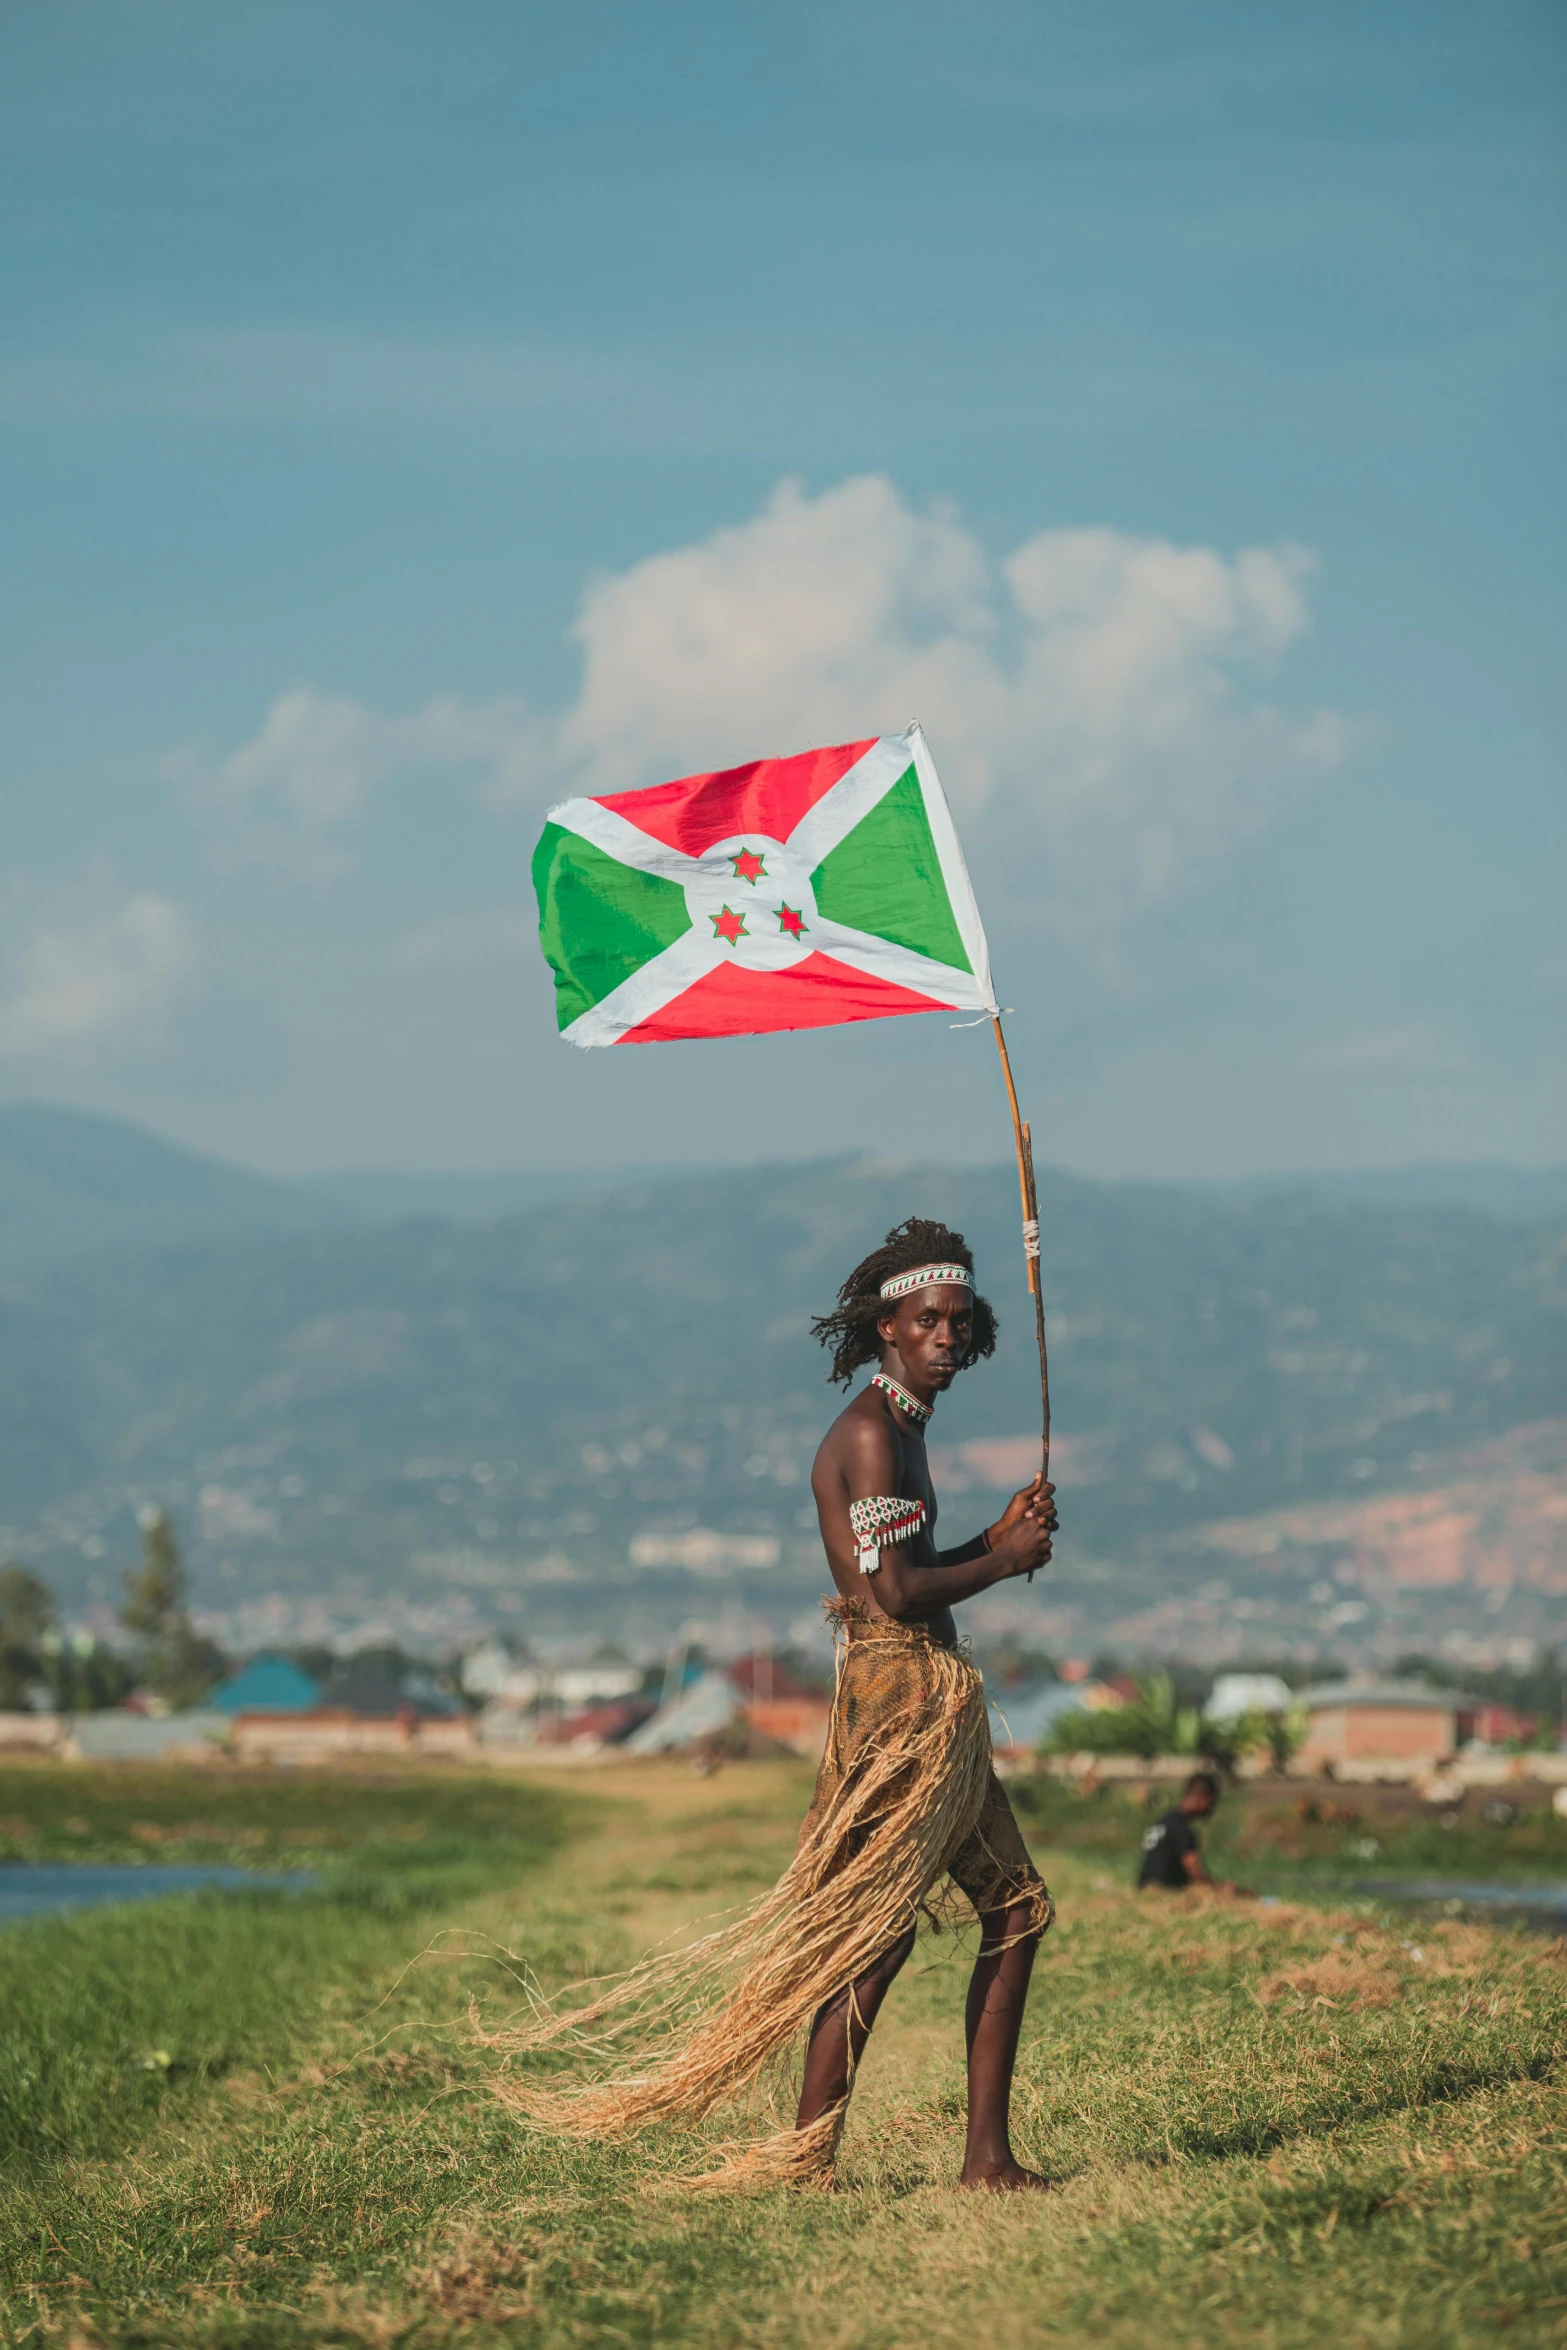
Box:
[991,1016,1051,1579]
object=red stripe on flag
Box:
[614,952,949,1044]
[592,740,877,858]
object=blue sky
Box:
[2,0,1562,1177]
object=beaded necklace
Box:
[871,1371,932,1427]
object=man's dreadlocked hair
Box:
[811,1217,998,1388]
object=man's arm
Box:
[1180,1841,1246,1896]
[844,1421,1053,1617]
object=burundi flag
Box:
[533,728,997,1045]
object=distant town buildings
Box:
[1206,1673,1293,1722]
[210,1655,321,1715]
[1295,1679,1480,1775]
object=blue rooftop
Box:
[211,1655,322,1716]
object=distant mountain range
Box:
[0,1104,354,1277]
[1192,1165,1567,1223]
[291,1166,669,1225]
[1,1106,1561,1661]
[301,1160,1567,1229]
[2,1101,1564,1280]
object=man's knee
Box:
[980,1887,1053,1953]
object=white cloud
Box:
[190,475,1354,930]
[0,893,194,1063]
[556,476,993,789]
[547,477,1352,938]
[181,688,541,881]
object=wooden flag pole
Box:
[991,1015,1050,1578]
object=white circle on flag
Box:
[683,836,819,969]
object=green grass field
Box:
[0,1757,1563,2347]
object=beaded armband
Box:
[848,1495,927,1574]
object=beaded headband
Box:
[877,1262,974,1302]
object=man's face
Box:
[877,1284,974,1393]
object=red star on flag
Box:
[729,847,767,884]
[711,905,748,946]
[775,902,807,940]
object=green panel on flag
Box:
[810,765,973,975]
[533,821,692,1031]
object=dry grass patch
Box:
[0,1759,1563,2347]
[408,2230,541,2324]
[1257,1949,1408,2010]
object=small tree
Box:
[0,1563,56,1711]
[1043,1671,1281,1776]
[0,1564,133,1713]
[120,1511,226,1709]
[40,1632,134,1715]
[121,1510,186,1643]
[1045,1672,1190,1761]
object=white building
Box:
[1206,1673,1293,1722]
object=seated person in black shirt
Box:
[1137,1771,1241,1892]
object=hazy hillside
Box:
[1199,1165,1567,1222]
[0,1104,353,1277]
[2,1153,1561,1653]
[292,1165,661,1223]
[300,1160,1567,1228]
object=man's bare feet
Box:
[958,2158,1052,2192]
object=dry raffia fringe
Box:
[674,2101,848,2195]
[481,1606,995,2189]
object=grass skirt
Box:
[485,1601,1003,2186]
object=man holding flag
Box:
[794,1214,1057,2187]
[501,729,1059,2187]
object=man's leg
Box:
[959,1900,1049,2189]
[795,1924,917,2132]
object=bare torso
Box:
[811,1385,959,1647]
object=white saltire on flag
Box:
[533,729,998,1045]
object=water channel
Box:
[0,1864,315,1923]
[1354,1877,1567,1933]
